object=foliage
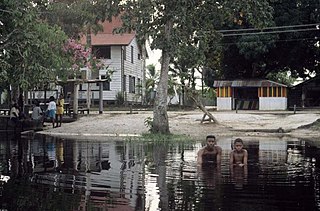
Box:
[61,38,104,79]
[115,91,124,105]
[0,0,68,92]
[202,87,216,99]
[144,64,159,104]
[0,0,116,98]
[144,116,153,132]
[204,0,320,80]
[39,0,120,38]
[266,71,297,86]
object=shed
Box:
[213,79,287,110]
[288,75,320,108]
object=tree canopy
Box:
[204,0,320,81]
[0,0,68,95]
[0,0,116,99]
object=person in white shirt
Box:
[47,96,56,128]
[32,100,43,122]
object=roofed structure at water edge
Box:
[213,79,288,111]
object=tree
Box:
[0,0,116,103]
[145,64,159,105]
[0,0,68,100]
[205,0,320,80]
[115,0,274,134]
[266,71,296,86]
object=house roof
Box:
[292,75,320,88]
[213,79,287,88]
[89,33,135,46]
[80,16,136,46]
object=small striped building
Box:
[213,79,288,110]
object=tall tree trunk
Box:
[141,36,147,105]
[152,49,170,134]
[151,20,172,134]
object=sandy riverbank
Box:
[38,109,320,140]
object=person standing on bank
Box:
[197,135,222,166]
[31,100,43,121]
[230,138,248,167]
[56,93,64,127]
[47,96,56,128]
[10,102,20,124]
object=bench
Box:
[68,107,90,115]
[0,108,10,115]
[78,108,89,114]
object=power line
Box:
[221,27,319,37]
[218,23,320,33]
[217,37,318,47]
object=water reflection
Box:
[0,134,319,210]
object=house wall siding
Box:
[80,37,143,103]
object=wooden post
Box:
[73,82,79,119]
[87,83,91,109]
[99,81,103,114]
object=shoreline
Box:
[36,109,320,140]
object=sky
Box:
[145,43,161,69]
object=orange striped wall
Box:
[258,87,287,97]
[216,87,232,97]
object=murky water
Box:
[0,133,319,211]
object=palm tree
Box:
[145,64,159,104]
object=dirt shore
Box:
[38,109,320,140]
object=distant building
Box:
[288,75,320,108]
[78,16,145,105]
[213,79,288,110]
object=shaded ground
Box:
[38,109,320,140]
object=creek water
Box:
[0,133,319,211]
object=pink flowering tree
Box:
[61,38,105,79]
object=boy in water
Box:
[197,135,222,166]
[230,138,248,167]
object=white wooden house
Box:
[27,17,145,107]
[79,17,145,105]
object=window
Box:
[96,75,110,90]
[92,46,111,59]
[131,46,134,63]
[123,46,126,60]
[129,75,135,93]
[101,75,110,90]
[138,53,141,60]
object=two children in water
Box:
[197,136,248,167]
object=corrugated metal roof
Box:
[213,80,287,87]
